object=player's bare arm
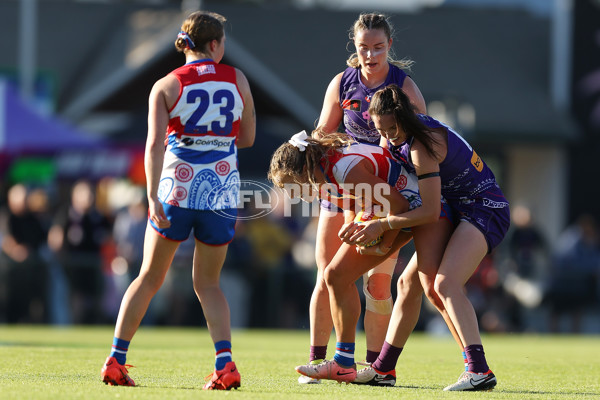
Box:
[235,69,256,149]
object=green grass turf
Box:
[0,326,598,399]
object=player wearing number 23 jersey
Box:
[102,12,255,391]
[158,59,244,211]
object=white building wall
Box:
[505,145,568,245]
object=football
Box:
[353,209,383,247]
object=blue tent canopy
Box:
[0,80,103,155]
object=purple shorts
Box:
[449,190,510,253]
[150,201,237,245]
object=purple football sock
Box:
[366,350,380,364]
[465,344,489,373]
[310,345,327,362]
[372,341,402,372]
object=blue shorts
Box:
[440,201,455,224]
[150,202,237,245]
[402,201,454,232]
[450,190,510,253]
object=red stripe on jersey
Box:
[320,145,396,203]
[166,119,241,144]
[174,61,236,87]
[372,153,390,182]
[320,150,344,194]
[321,151,377,196]
[166,116,185,143]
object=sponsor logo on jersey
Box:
[196,64,216,76]
[471,150,484,172]
[195,138,231,147]
[482,198,509,209]
[181,136,233,152]
[342,99,361,111]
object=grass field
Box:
[0,326,599,399]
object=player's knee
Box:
[137,271,165,294]
[315,275,328,292]
[365,273,391,299]
[323,266,341,289]
[364,274,393,315]
[192,279,218,297]
[422,283,435,302]
[364,288,393,315]
[396,274,421,299]
[419,274,439,305]
[433,274,456,300]
[423,283,444,311]
[192,281,202,297]
[315,256,328,272]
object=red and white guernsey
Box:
[320,142,421,210]
[157,59,244,210]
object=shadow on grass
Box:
[115,384,203,391]
[106,382,599,397]
[395,384,444,391]
[496,389,600,397]
[397,384,598,397]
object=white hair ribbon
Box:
[288,130,310,152]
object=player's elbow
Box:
[237,138,254,149]
[237,131,256,149]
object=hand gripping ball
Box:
[354,209,383,247]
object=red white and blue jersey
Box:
[158,59,244,210]
[320,142,421,210]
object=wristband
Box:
[386,217,394,230]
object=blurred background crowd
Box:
[1,177,599,333]
[1,0,599,334]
